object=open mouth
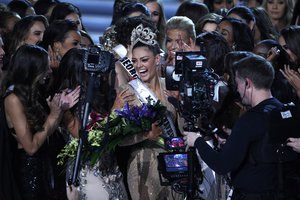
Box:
[138,68,148,77]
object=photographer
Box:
[183,54,283,199]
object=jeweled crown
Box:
[130,24,158,47]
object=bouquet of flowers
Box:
[57,101,166,167]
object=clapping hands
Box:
[280,65,300,98]
[60,86,81,111]
[47,86,81,117]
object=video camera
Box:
[83,45,114,74]
[157,136,203,197]
[165,51,218,125]
[157,137,188,184]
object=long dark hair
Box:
[2,44,49,133]
[51,48,112,114]
[280,26,300,65]
[196,31,231,76]
[221,17,254,51]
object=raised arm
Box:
[5,93,63,155]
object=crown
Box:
[130,24,158,47]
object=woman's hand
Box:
[47,93,63,118]
[178,36,195,52]
[60,86,81,111]
[112,88,136,109]
[48,45,60,69]
[66,184,79,200]
[266,46,280,62]
[144,122,162,140]
[280,65,300,98]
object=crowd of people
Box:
[1,0,300,200]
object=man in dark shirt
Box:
[183,54,282,199]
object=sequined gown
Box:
[121,78,178,200]
[68,152,128,200]
[14,144,52,200]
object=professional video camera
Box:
[158,51,218,199]
[165,51,218,128]
[83,45,114,74]
[157,136,203,198]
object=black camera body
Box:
[83,45,113,74]
[157,151,188,185]
[157,137,203,196]
[165,51,218,121]
[157,137,188,185]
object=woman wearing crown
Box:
[112,23,181,200]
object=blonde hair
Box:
[262,0,295,30]
[166,16,196,42]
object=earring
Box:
[55,48,61,61]
[232,43,236,51]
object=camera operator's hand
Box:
[182,131,201,147]
[287,137,300,153]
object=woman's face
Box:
[253,43,270,58]
[146,1,161,27]
[132,46,159,83]
[24,21,46,45]
[81,35,92,48]
[5,15,21,34]
[278,35,298,62]
[217,20,234,46]
[266,0,287,20]
[166,28,190,54]
[65,13,83,31]
[213,0,234,12]
[56,30,81,57]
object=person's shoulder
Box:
[4,93,20,105]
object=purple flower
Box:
[114,102,157,125]
[115,102,131,118]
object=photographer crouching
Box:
[183,53,284,199]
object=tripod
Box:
[69,72,98,186]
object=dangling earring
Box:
[55,48,61,61]
[232,43,236,51]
